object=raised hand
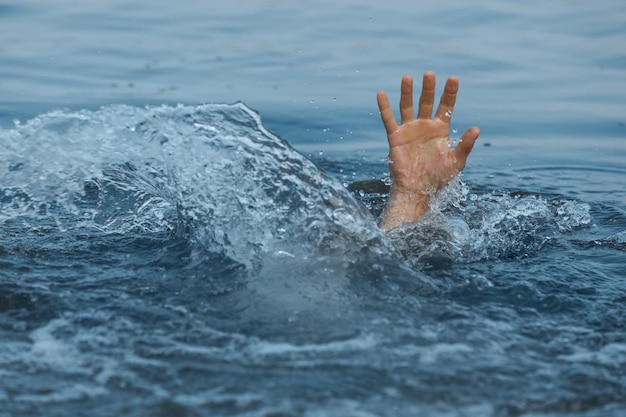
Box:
[377,72,480,231]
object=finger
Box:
[399,74,414,123]
[377,90,398,135]
[417,71,436,119]
[435,76,459,123]
[452,127,480,170]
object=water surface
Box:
[1,1,625,416]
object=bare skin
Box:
[377,72,480,231]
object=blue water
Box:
[1,1,626,416]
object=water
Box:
[1,1,625,416]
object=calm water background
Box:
[2,0,625,196]
[1,0,626,416]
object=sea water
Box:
[1,1,625,416]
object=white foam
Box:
[29,318,84,372]
[250,333,379,357]
[558,343,626,367]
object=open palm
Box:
[377,72,480,230]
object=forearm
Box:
[379,188,430,231]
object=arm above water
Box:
[377,71,480,232]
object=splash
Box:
[0,103,393,274]
[1,102,594,278]
[383,178,592,267]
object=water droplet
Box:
[452,127,458,133]
[318,150,323,156]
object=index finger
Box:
[434,76,459,122]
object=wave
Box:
[1,103,593,284]
[1,103,432,313]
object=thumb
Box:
[453,127,480,170]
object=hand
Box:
[377,72,480,231]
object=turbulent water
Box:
[1,104,625,417]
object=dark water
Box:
[1,103,624,417]
[1,1,626,416]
